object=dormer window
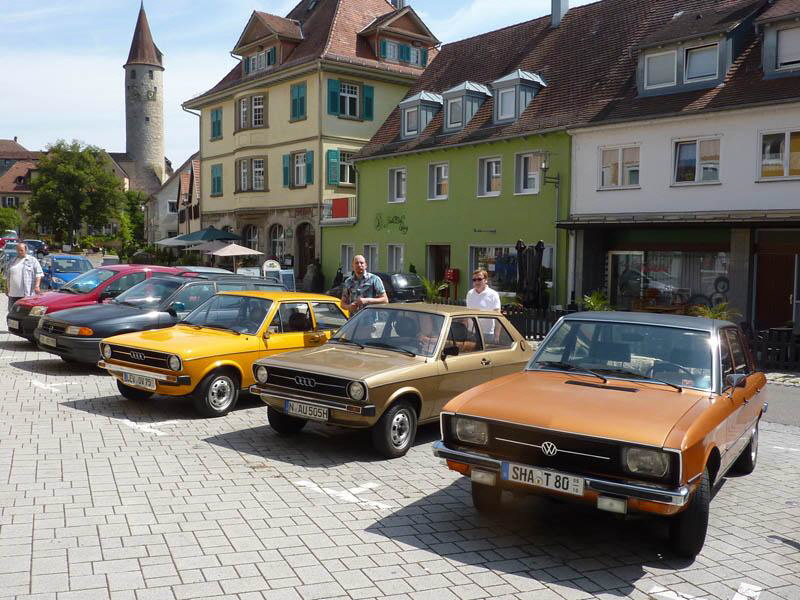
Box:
[244,47,276,75]
[778,27,800,68]
[380,40,428,67]
[497,89,515,120]
[404,107,419,136]
[398,91,442,139]
[442,81,490,132]
[491,70,546,124]
[644,50,677,89]
[685,43,718,82]
[446,98,462,128]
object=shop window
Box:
[470,245,552,294]
[269,224,285,259]
[243,224,258,250]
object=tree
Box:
[28,140,126,244]
[0,207,20,233]
[118,190,147,260]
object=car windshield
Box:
[529,320,713,391]
[181,295,273,335]
[60,268,116,294]
[391,273,422,288]
[332,307,444,357]
[53,258,92,273]
[114,278,183,308]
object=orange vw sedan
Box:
[434,312,767,557]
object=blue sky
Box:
[0,0,595,165]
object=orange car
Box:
[434,312,767,557]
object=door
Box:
[310,301,348,341]
[477,316,527,378]
[608,251,644,310]
[101,271,146,300]
[426,245,451,282]
[296,223,315,282]
[435,317,494,416]
[264,301,324,355]
[756,253,795,328]
[722,328,762,460]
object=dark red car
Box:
[0,237,19,249]
[7,264,190,341]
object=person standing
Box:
[5,242,43,309]
[341,255,388,313]
[466,269,500,312]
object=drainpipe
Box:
[318,63,324,265]
[182,105,201,235]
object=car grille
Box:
[265,366,351,400]
[39,319,67,335]
[443,415,679,487]
[109,344,171,370]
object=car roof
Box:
[50,254,89,259]
[360,302,502,317]
[562,311,735,333]
[98,264,184,273]
[217,290,340,301]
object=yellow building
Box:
[183,0,438,283]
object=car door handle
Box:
[480,358,491,366]
[309,334,322,342]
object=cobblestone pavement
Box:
[1,303,799,600]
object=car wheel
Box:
[733,423,758,475]
[669,468,710,558]
[193,370,239,417]
[116,380,154,401]
[267,406,307,434]
[471,481,502,512]
[371,400,417,458]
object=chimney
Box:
[13,136,17,142]
[551,0,568,27]
[391,0,406,9]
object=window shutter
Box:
[290,85,298,120]
[298,82,306,119]
[306,150,314,185]
[399,44,411,62]
[380,39,388,58]
[327,149,340,185]
[421,48,428,66]
[268,47,276,65]
[362,85,374,121]
[327,79,340,115]
[282,154,290,187]
[243,58,250,74]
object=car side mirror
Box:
[170,301,185,314]
[441,345,459,360]
[98,290,116,302]
[725,373,747,390]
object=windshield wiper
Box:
[200,323,241,335]
[534,360,608,383]
[330,338,365,349]
[597,368,683,392]
[364,341,416,357]
[177,320,202,329]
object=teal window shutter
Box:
[243,58,250,74]
[282,155,290,187]
[363,85,374,121]
[211,109,222,138]
[327,149,340,185]
[421,48,428,66]
[327,79,340,115]
[306,151,314,185]
[380,39,388,58]
[211,164,222,195]
[290,85,298,120]
[298,82,306,119]
[267,47,276,65]
[399,44,411,62]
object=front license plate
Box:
[8,319,19,330]
[122,372,157,391]
[285,400,328,422]
[501,462,584,496]
[39,334,57,348]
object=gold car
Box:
[98,291,347,417]
[250,304,533,458]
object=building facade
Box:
[183,0,438,284]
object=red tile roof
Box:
[254,11,303,40]
[0,139,35,160]
[756,0,800,22]
[0,161,35,195]
[126,4,163,67]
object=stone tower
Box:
[124,2,165,190]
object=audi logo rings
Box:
[295,376,317,388]
[130,351,146,361]
[541,441,558,457]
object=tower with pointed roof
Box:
[123,2,165,192]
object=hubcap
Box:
[208,377,233,410]
[390,410,411,448]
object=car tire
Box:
[267,406,307,434]
[669,468,710,558]
[117,380,154,401]
[471,481,502,513]
[192,370,239,417]
[733,423,758,475]
[371,400,417,458]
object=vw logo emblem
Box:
[295,376,316,388]
[541,441,558,457]
[130,351,146,361]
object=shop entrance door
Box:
[608,251,643,310]
[426,245,451,281]
[296,223,315,282]
[756,253,796,329]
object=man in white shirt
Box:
[466,269,500,311]
[5,243,43,309]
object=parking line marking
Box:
[770,445,800,452]
[31,380,63,393]
[294,479,392,510]
[648,585,701,600]
[111,418,181,436]
[732,583,762,600]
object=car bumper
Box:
[98,360,192,394]
[7,313,39,339]
[433,441,691,511]
[33,330,102,363]
[249,385,377,422]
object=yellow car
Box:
[98,291,347,417]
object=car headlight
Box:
[347,381,366,402]
[101,343,112,360]
[29,306,47,316]
[454,417,489,446]
[622,447,670,478]
[168,354,182,371]
[66,326,94,336]
[255,365,268,384]
[52,277,65,285]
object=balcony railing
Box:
[321,196,357,225]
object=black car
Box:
[34,273,285,364]
[24,239,49,258]
[326,272,424,303]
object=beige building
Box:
[183,0,438,283]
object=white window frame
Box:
[597,144,640,190]
[684,43,719,83]
[252,158,265,191]
[388,167,407,203]
[339,82,360,118]
[515,152,541,195]
[497,88,515,120]
[409,47,422,66]
[243,224,259,250]
[403,107,419,137]
[446,97,463,128]
[339,151,356,186]
[270,224,285,257]
[644,49,677,90]
[385,40,399,62]
[240,159,249,192]
[364,244,378,270]
[256,51,265,71]
[239,98,248,129]
[387,244,405,272]
[252,95,264,127]
[478,156,502,197]
[757,128,800,180]
[341,244,355,271]
[428,162,449,200]
[293,152,306,187]
[672,136,721,185]
[777,25,800,69]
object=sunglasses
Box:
[472,278,485,282]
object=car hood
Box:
[104,324,258,360]
[445,371,707,448]
[259,343,425,381]
[47,303,157,329]
[17,291,90,310]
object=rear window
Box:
[392,273,422,288]
[53,258,92,273]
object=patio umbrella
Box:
[156,236,197,247]
[174,226,240,243]
[206,243,263,273]
[191,240,230,253]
